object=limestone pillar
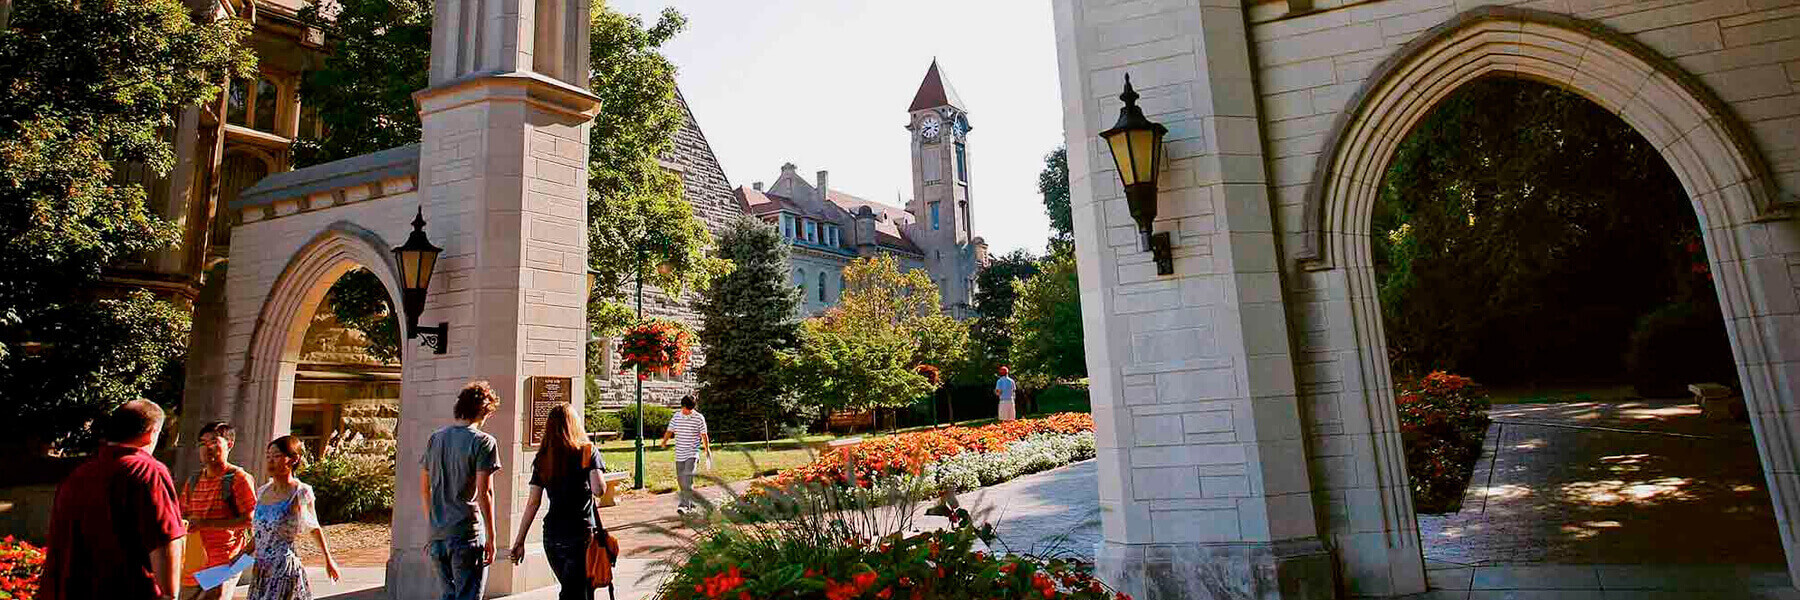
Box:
[1052,1,1334,598]
[390,0,598,596]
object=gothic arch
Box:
[1296,4,1800,586]
[232,221,402,478]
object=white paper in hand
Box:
[705,454,713,471]
[193,554,255,590]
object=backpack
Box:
[185,467,245,518]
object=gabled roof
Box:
[908,59,965,112]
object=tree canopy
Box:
[695,217,803,440]
[0,0,255,448]
[966,250,1039,384]
[1373,78,1711,385]
[1039,145,1072,249]
[1006,252,1086,388]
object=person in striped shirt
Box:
[659,395,710,513]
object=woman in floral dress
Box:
[240,435,341,600]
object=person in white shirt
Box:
[659,395,710,512]
[995,366,1018,422]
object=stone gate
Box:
[1053,1,1800,598]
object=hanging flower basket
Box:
[618,318,694,380]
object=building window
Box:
[254,78,280,132]
[783,215,795,239]
[227,79,250,126]
[805,220,817,243]
[298,104,323,139]
[796,268,807,299]
[212,151,271,254]
[930,202,940,230]
[818,272,828,302]
[960,201,970,231]
[955,142,968,182]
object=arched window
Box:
[818,271,828,302]
[254,77,280,132]
[796,268,807,299]
[213,151,272,254]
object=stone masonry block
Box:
[1157,367,1239,402]
[1134,466,1202,499]
[1135,414,1187,446]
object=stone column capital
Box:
[413,70,603,123]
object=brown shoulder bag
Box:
[580,444,621,591]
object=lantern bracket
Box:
[1150,232,1174,275]
[411,322,448,355]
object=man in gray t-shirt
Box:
[418,382,502,600]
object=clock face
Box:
[920,115,941,139]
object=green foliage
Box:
[965,250,1040,385]
[1626,301,1738,398]
[1373,79,1704,383]
[293,0,431,166]
[0,0,252,449]
[777,256,963,414]
[618,404,675,441]
[1032,384,1090,416]
[325,268,399,364]
[1038,145,1071,246]
[300,439,396,524]
[1007,253,1085,388]
[1396,372,1490,514]
[587,402,623,435]
[696,217,804,441]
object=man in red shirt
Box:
[41,399,187,600]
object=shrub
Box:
[1033,384,1090,415]
[657,475,1129,600]
[300,437,395,524]
[0,536,45,600]
[1626,301,1736,398]
[617,404,675,440]
[587,403,623,435]
[1396,372,1491,513]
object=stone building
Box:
[734,60,991,318]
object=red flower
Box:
[876,587,893,600]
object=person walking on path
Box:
[420,381,503,600]
[178,422,258,600]
[510,404,608,600]
[239,435,341,600]
[660,395,710,513]
[41,399,188,600]
[995,366,1018,422]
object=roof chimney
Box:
[753,182,763,192]
[780,162,797,174]
[816,170,829,203]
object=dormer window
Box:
[930,203,941,230]
[783,214,796,239]
[805,220,818,243]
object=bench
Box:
[597,470,631,507]
[1690,383,1740,421]
[588,431,621,444]
[826,410,874,433]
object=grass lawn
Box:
[1484,383,1640,405]
[594,435,844,494]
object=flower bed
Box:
[663,490,1128,600]
[1,536,45,600]
[756,413,1095,495]
[1396,371,1491,513]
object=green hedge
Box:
[300,442,395,524]
[617,404,674,440]
[1033,383,1090,415]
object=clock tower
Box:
[907,59,978,317]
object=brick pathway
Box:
[1418,399,1785,566]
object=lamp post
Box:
[585,238,676,491]
[1099,74,1173,275]
[393,207,447,353]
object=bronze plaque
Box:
[526,376,573,448]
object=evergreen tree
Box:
[1008,252,1086,388]
[695,217,802,441]
[965,250,1039,383]
[0,0,255,449]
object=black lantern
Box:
[393,207,448,354]
[1099,74,1173,275]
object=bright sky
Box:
[608,0,1065,256]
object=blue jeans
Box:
[544,531,596,600]
[428,534,488,600]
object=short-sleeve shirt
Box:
[996,376,1017,402]
[667,411,708,461]
[41,444,187,600]
[528,446,604,535]
[179,465,257,585]
[420,424,501,542]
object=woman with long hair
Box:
[510,404,606,600]
[239,435,341,600]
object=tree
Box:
[965,250,1039,383]
[325,268,400,364]
[1038,145,1072,250]
[695,217,803,441]
[0,0,255,449]
[1008,252,1086,388]
[295,2,718,340]
[776,255,965,417]
[1372,78,1703,384]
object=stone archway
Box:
[1295,6,1800,595]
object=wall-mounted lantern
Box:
[1099,74,1173,275]
[393,207,448,354]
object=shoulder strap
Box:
[580,443,594,469]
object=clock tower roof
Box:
[908,59,965,112]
